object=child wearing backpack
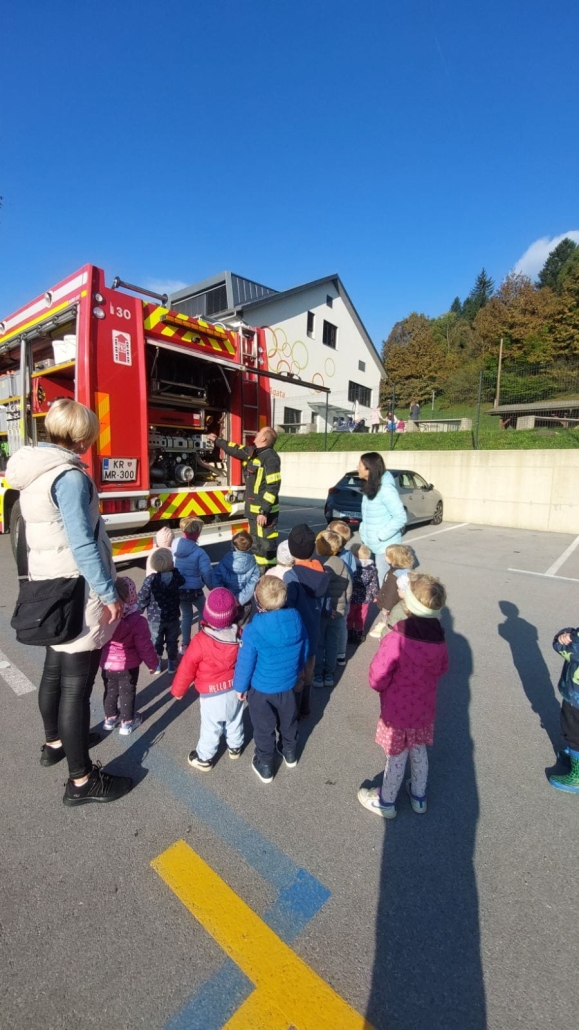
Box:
[138,548,185,673]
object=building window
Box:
[283,406,301,434]
[358,360,366,372]
[322,320,337,349]
[348,380,371,407]
[326,294,333,308]
[307,311,315,338]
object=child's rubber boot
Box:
[549,750,579,793]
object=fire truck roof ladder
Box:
[111,277,168,305]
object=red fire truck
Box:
[0,264,277,560]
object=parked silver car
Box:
[324,469,443,528]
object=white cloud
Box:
[512,230,579,279]
[143,278,188,298]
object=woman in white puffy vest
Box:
[7,399,132,807]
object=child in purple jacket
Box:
[100,577,158,735]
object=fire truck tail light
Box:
[93,293,105,304]
[100,499,134,514]
[93,306,106,319]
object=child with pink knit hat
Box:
[171,588,244,770]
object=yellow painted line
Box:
[0,299,72,347]
[151,840,374,1030]
[221,990,290,1029]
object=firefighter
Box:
[208,427,281,571]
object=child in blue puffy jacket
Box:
[213,530,260,625]
[172,517,213,653]
[549,625,579,795]
[233,576,308,783]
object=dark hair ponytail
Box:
[359,452,385,500]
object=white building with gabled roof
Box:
[170,272,385,432]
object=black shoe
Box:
[336,654,347,667]
[252,756,273,783]
[41,731,101,767]
[62,763,132,806]
[187,750,213,771]
[276,741,298,768]
[228,747,243,760]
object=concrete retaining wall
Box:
[279,449,579,534]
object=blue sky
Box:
[1,0,578,347]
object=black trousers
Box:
[561,700,579,751]
[248,686,297,764]
[102,667,140,722]
[150,618,180,659]
[38,647,101,779]
[248,513,279,570]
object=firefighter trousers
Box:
[248,514,279,570]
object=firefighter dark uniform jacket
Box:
[215,438,281,518]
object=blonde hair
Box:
[45,399,100,450]
[262,426,277,446]
[407,572,446,610]
[149,547,174,573]
[357,544,372,560]
[328,519,351,543]
[255,576,287,611]
[316,529,342,557]
[180,516,204,537]
[385,544,415,570]
[233,530,253,552]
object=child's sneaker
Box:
[276,742,298,768]
[228,746,243,760]
[323,674,335,688]
[167,660,177,673]
[103,716,119,732]
[119,713,142,736]
[406,779,427,814]
[312,676,324,689]
[336,653,346,666]
[357,786,397,819]
[188,750,213,771]
[368,619,385,640]
[252,756,273,783]
[153,662,163,674]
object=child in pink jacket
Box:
[358,573,448,819]
[100,577,159,735]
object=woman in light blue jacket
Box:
[358,452,407,586]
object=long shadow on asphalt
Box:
[104,683,197,786]
[366,610,486,1030]
[498,600,561,753]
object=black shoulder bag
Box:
[11,515,91,646]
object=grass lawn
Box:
[275,427,579,452]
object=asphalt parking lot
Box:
[1,507,579,1030]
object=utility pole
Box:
[494,336,504,408]
[431,389,435,412]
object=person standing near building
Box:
[208,427,281,571]
[370,405,383,433]
[409,399,421,427]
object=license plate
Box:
[336,509,360,519]
[102,458,138,482]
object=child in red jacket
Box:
[358,574,448,819]
[171,588,243,771]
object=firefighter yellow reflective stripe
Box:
[95,392,111,456]
[265,472,281,484]
[249,504,261,514]
[263,491,276,504]
[255,554,276,565]
[256,523,264,538]
[267,530,278,540]
[270,505,280,514]
[255,467,264,493]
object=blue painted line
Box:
[145,748,332,1030]
[165,959,252,1030]
[147,748,307,891]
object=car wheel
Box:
[9,499,23,562]
[401,506,408,534]
[431,501,443,525]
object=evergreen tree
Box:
[537,237,578,292]
[461,269,495,323]
[450,296,462,315]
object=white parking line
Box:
[0,648,36,695]
[405,522,470,543]
[544,535,579,577]
[508,568,579,584]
